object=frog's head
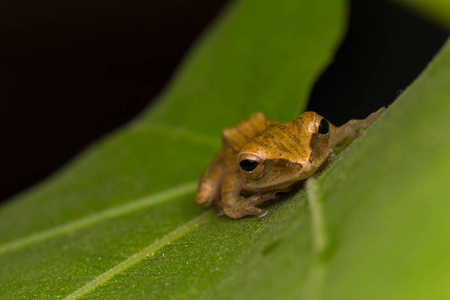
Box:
[237,112,332,191]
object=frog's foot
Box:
[196,183,217,207]
[217,210,227,219]
[332,106,386,148]
[223,192,277,219]
[244,189,288,206]
[356,106,386,133]
[369,106,387,121]
[328,149,336,161]
[279,187,292,194]
[244,192,274,205]
[250,207,270,220]
[223,204,269,220]
[247,189,291,219]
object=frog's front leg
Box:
[196,151,225,207]
[221,172,276,219]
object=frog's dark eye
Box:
[318,118,329,135]
[240,159,259,172]
[238,153,264,178]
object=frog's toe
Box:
[257,210,270,220]
[223,205,246,219]
[217,210,227,219]
[246,192,278,206]
[196,185,216,206]
[245,206,269,220]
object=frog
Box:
[196,107,386,219]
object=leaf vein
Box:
[302,178,329,300]
[0,181,198,255]
[64,210,215,300]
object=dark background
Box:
[0,0,448,204]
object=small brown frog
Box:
[196,107,385,219]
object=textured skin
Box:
[196,107,385,219]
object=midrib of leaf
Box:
[0,122,219,245]
[0,121,218,249]
[301,178,330,300]
[0,181,198,256]
[64,210,215,300]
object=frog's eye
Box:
[238,153,264,177]
[240,159,259,172]
[318,118,329,135]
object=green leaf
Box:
[0,0,346,298]
[393,0,450,29]
[3,0,450,298]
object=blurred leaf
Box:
[393,0,450,30]
[0,0,346,298]
[207,39,450,300]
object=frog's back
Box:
[196,112,272,208]
[221,112,273,154]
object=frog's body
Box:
[196,108,385,219]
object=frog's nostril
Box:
[240,159,259,172]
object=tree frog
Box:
[196,107,385,219]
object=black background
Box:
[1,0,448,204]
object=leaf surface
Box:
[3,0,450,299]
[394,0,450,29]
[0,0,346,298]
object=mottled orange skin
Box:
[196,107,385,219]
